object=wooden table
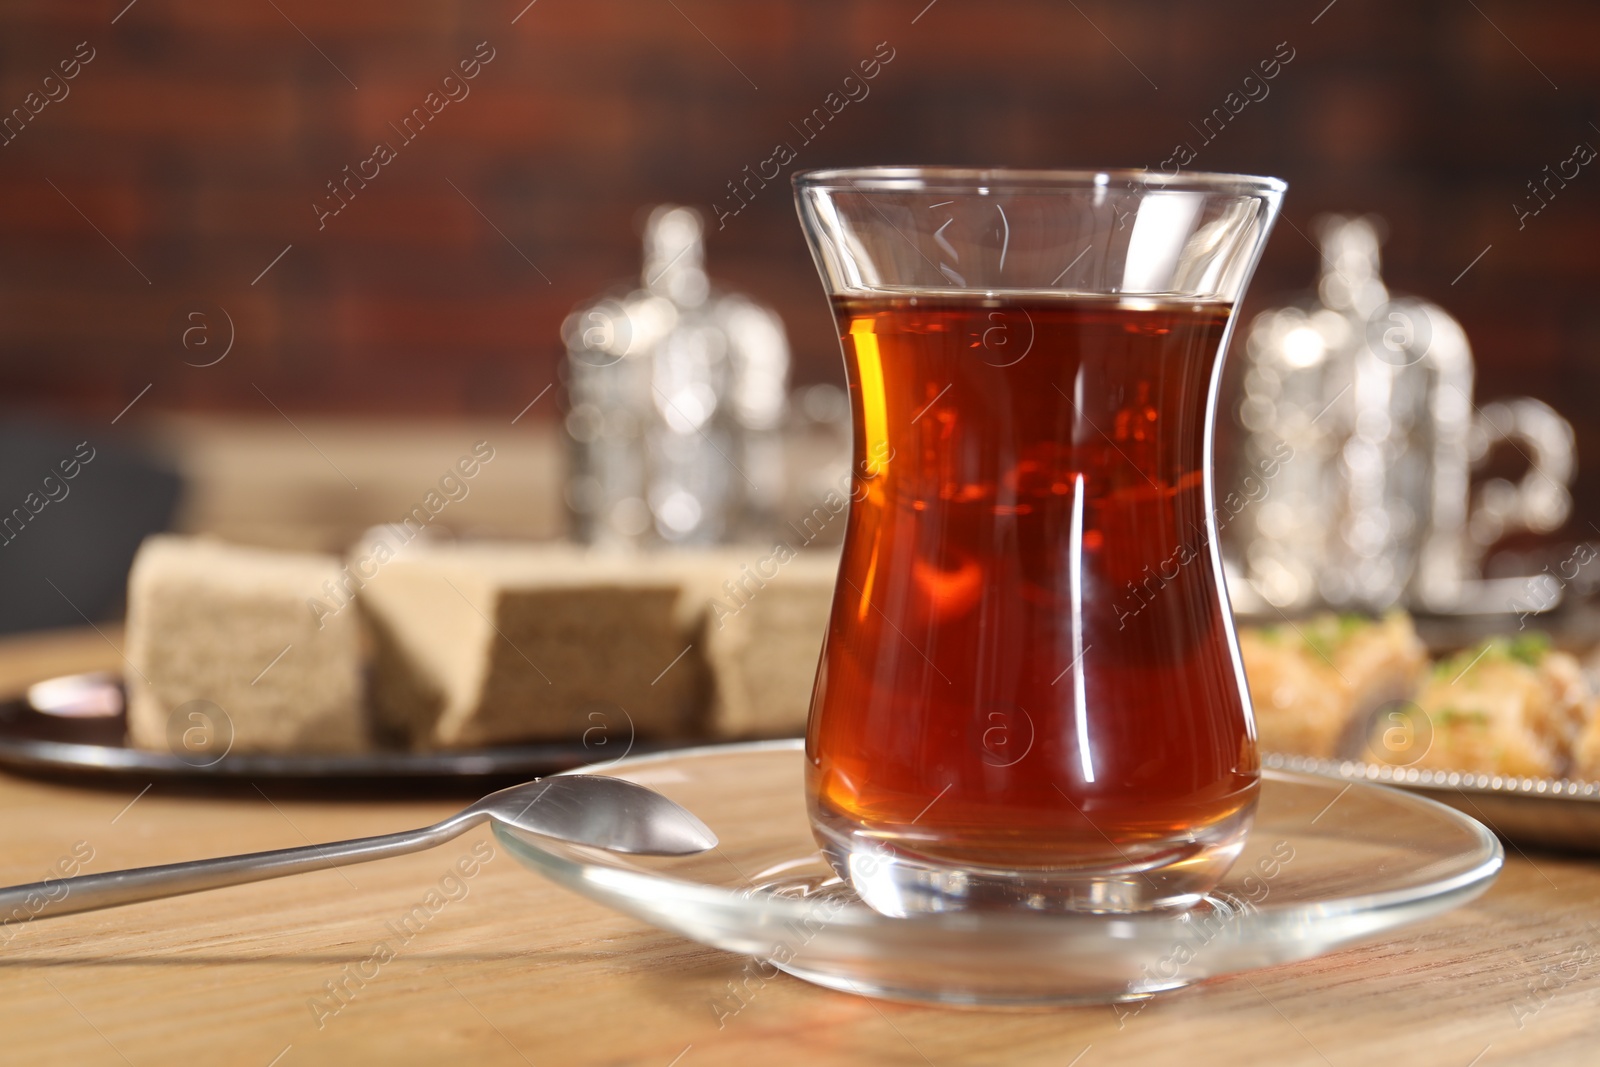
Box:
[2,632,1599,1066]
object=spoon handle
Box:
[0,818,472,924]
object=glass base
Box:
[768,959,1182,1007]
[812,807,1254,917]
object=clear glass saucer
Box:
[495,740,1502,1006]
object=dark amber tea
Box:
[807,295,1257,907]
[794,166,1284,915]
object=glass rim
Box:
[793,165,1287,197]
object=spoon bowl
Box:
[467,776,717,856]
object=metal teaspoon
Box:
[0,776,716,921]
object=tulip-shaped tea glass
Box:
[794,167,1285,916]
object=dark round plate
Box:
[0,672,715,791]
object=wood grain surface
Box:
[0,631,1598,1065]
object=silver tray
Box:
[1263,752,1600,854]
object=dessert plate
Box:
[497,739,1503,1006]
[0,673,688,785]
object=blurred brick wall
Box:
[1,0,1597,520]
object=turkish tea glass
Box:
[793,167,1285,916]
